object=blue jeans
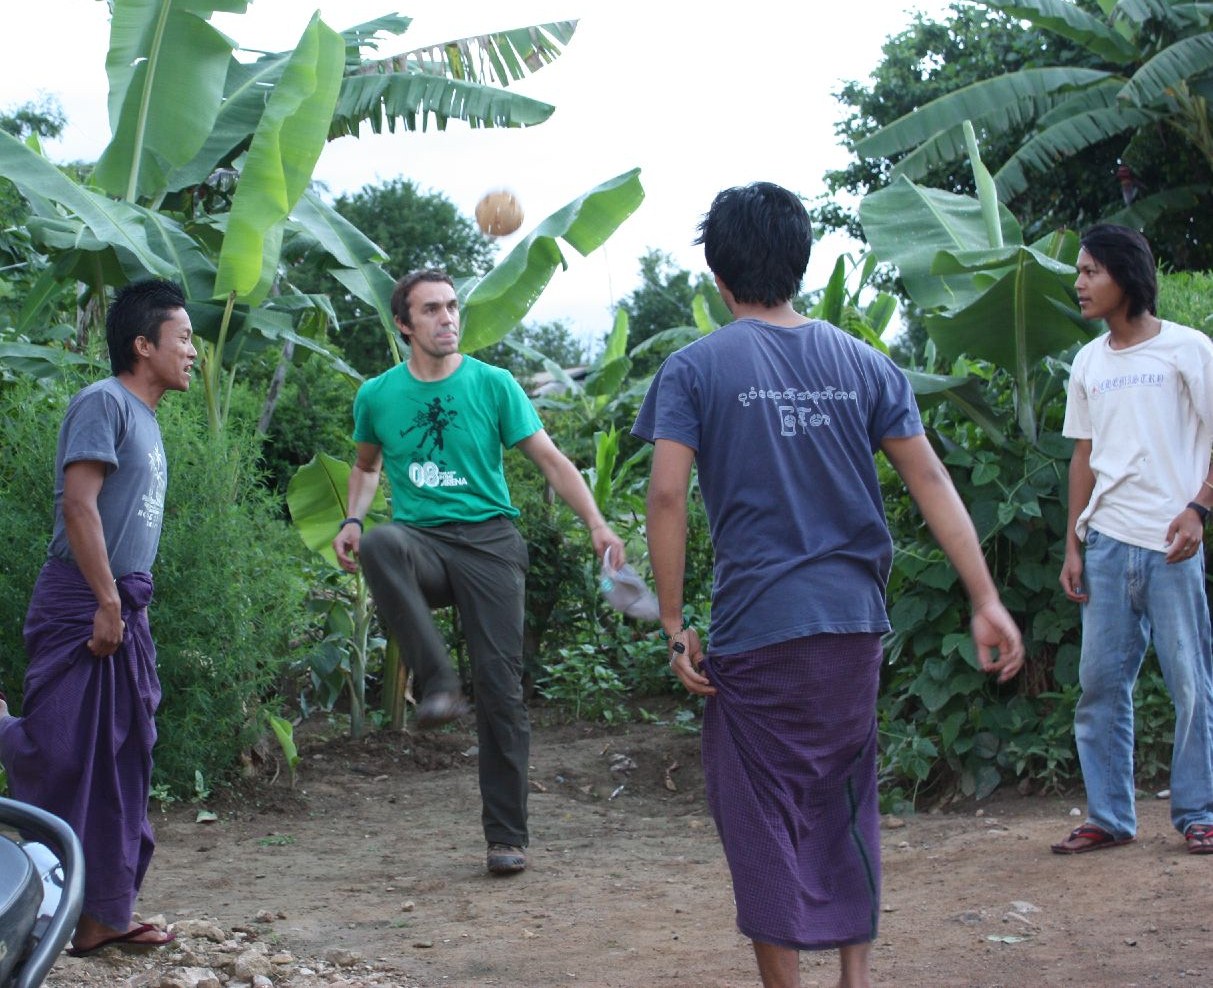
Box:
[1075,530,1213,836]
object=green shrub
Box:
[152,390,309,793]
[1159,269,1213,331]
[0,377,67,690]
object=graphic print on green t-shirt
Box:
[353,357,542,527]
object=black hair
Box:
[106,279,187,376]
[694,182,812,307]
[390,269,455,339]
[1079,224,1157,318]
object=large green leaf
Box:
[979,0,1140,62]
[1113,0,1213,32]
[1121,33,1213,106]
[214,15,344,303]
[856,67,1111,161]
[367,21,577,87]
[330,265,400,358]
[994,104,1153,199]
[0,132,175,278]
[95,0,247,201]
[925,249,1094,371]
[905,370,1010,446]
[287,452,388,567]
[858,176,1022,312]
[0,342,102,380]
[291,189,387,269]
[458,169,645,352]
[332,21,575,137]
[139,209,218,300]
[330,73,555,137]
[166,53,289,192]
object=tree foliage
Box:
[849,0,1213,268]
[814,2,1120,245]
[616,250,716,376]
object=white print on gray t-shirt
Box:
[138,444,167,528]
[736,383,859,435]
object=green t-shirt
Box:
[352,356,542,526]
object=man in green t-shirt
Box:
[333,269,624,875]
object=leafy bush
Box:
[152,390,309,793]
[0,377,65,686]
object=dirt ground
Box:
[30,707,1213,988]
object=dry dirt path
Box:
[34,717,1213,987]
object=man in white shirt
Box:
[1056,224,1213,856]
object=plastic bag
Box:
[599,547,661,622]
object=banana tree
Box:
[0,1,586,430]
[859,123,1096,446]
[856,0,1213,228]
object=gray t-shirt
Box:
[48,377,168,577]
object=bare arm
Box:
[332,442,383,573]
[516,429,624,563]
[646,439,710,695]
[61,461,124,656]
[881,434,1024,683]
[1060,439,1094,600]
[1163,460,1213,564]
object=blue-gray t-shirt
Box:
[48,377,168,578]
[632,318,923,655]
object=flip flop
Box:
[1184,823,1213,855]
[66,923,176,957]
[1050,823,1135,854]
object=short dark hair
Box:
[1080,224,1156,318]
[694,182,812,307]
[106,279,187,376]
[391,269,455,338]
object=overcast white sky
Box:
[0,0,953,343]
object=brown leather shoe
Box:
[487,843,527,875]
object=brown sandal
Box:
[1051,823,1135,854]
[1184,823,1213,854]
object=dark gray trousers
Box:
[360,517,531,847]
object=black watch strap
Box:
[340,516,364,531]
[1187,501,1209,524]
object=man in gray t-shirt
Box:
[0,279,195,958]
[48,377,169,579]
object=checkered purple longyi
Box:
[702,632,883,951]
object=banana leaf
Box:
[95,0,247,201]
[287,452,389,569]
[214,15,345,303]
[458,169,645,353]
[0,131,175,278]
[859,176,1022,313]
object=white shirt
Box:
[1063,321,1213,551]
